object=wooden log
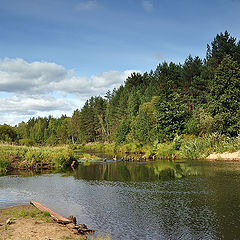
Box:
[30,200,72,223]
[67,215,77,224]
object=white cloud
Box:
[91,70,139,88]
[0,57,141,125]
[50,76,92,95]
[0,58,66,94]
[0,58,140,96]
[77,1,99,10]
[0,95,72,115]
[0,95,75,125]
[142,0,153,12]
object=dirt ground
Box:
[206,151,240,161]
[0,205,86,240]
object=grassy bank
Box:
[0,144,77,174]
[180,133,240,159]
[78,141,179,160]
[79,153,102,161]
[78,134,240,160]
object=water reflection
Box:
[73,160,201,182]
[1,160,240,239]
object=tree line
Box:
[1,31,240,146]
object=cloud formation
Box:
[0,58,139,96]
[0,58,140,125]
[142,0,153,12]
[0,58,66,94]
[0,95,72,115]
[77,1,99,10]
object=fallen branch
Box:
[30,200,95,236]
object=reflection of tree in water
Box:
[73,161,201,182]
[204,166,240,240]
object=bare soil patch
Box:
[0,205,86,240]
[206,151,240,161]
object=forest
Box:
[1,31,240,150]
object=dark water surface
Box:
[1,160,240,239]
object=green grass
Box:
[79,153,101,161]
[78,133,240,160]
[0,158,9,175]
[155,142,177,158]
[80,141,179,159]
[180,133,240,159]
[4,208,51,223]
[0,144,77,173]
[83,143,117,155]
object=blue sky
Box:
[0,0,240,125]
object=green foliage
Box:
[4,31,238,148]
[19,138,35,146]
[153,93,188,141]
[80,153,101,161]
[180,137,209,159]
[118,142,144,154]
[185,108,215,135]
[0,158,9,174]
[0,124,17,142]
[46,134,58,146]
[173,134,183,150]
[116,120,130,144]
[209,55,240,136]
[185,116,200,135]
[207,30,240,68]
[128,94,187,144]
[155,142,176,158]
[131,99,158,144]
[83,142,116,154]
[52,148,76,169]
[180,133,240,159]
[0,144,76,171]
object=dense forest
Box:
[1,31,240,146]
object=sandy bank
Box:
[0,205,86,240]
[206,151,240,161]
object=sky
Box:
[0,0,240,125]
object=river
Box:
[1,159,240,239]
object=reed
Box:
[0,144,77,173]
[180,133,240,159]
[79,133,240,160]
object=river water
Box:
[1,159,240,240]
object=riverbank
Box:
[206,151,240,161]
[78,134,240,161]
[0,144,77,174]
[0,204,110,240]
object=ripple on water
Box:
[1,161,240,239]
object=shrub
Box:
[156,142,175,158]
[19,138,35,146]
[0,158,8,174]
[180,137,208,159]
[0,144,77,171]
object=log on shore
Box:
[30,200,72,223]
[30,200,95,235]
